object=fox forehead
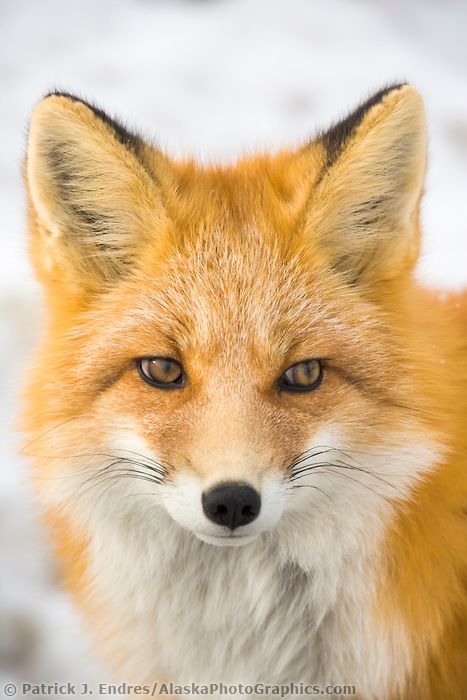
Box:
[133,150,331,346]
[88,234,377,373]
[139,238,328,347]
[94,157,363,352]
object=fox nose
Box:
[202,483,261,530]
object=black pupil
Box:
[299,363,310,382]
[146,358,182,384]
[293,361,314,385]
[162,360,176,377]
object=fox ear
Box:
[306,84,426,285]
[26,93,167,292]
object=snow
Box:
[1,0,466,692]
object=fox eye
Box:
[137,357,185,388]
[279,359,323,392]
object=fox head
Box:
[24,85,440,554]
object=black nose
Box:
[202,483,261,530]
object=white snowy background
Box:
[1,0,466,695]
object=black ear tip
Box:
[41,90,145,159]
[44,89,83,102]
[369,81,408,96]
[43,90,110,121]
[320,82,410,168]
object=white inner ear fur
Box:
[27,126,64,240]
[307,87,426,282]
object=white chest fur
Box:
[46,430,437,699]
[86,505,409,700]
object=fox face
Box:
[22,86,467,698]
[24,85,436,553]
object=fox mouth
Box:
[195,531,258,547]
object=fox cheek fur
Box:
[22,85,467,699]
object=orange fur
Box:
[22,86,467,698]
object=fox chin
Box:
[22,84,467,699]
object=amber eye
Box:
[137,357,185,388]
[279,359,323,392]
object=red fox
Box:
[23,85,467,699]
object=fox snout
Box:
[202,482,261,530]
[158,459,285,547]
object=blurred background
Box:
[1,0,466,694]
